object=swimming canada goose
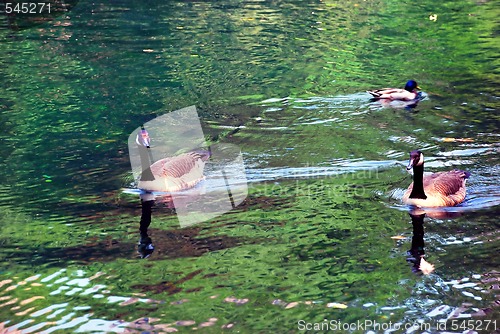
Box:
[402,150,470,207]
[135,126,210,258]
[136,126,210,193]
[367,80,421,101]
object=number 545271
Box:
[5,2,51,14]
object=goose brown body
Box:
[403,170,469,207]
[402,150,469,207]
[138,151,209,192]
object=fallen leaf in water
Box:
[420,258,435,275]
[441,137,474,143]
[89,272,105,281]
[436,113,454,120]
[119,297,139,306]
[285,302,299,309]
[327,302,348,309]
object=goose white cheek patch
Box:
[127,105,248,227]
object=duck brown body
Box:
[368,80,421,101]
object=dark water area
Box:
[0,0,499,333]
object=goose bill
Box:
[406,158,415,170]
[137,128,151,148]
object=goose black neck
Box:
[138,144,155,181]
[409,164,427,199]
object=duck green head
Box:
[404,80,420,92]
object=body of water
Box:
[0,0,499,333]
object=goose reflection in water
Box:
[406,212,434,275]
[138,192,156,259]
[406,208,466,275]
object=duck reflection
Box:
[374,98,422,111]
[406,212,433,274]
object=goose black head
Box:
[136,126,155,181]
[404,80,420,92]
[136,126,151,148]
[407,150,424,170]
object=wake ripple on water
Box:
[244,159,400,184]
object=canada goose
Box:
[367,80,421,101]
[136,126,210,193]
[402,150,470,207]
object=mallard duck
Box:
[402,150,470,207]
[136,126,210,192]
[367,80,421,101]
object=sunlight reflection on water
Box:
[2,268,497,333]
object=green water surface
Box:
[0,0,499,333]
